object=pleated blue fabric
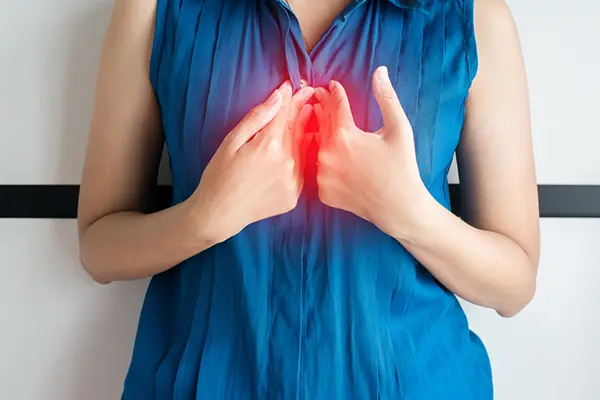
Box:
[122,0,493,398]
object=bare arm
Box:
[78,0,315,284]
[77,0,212,284]
[313,0,538,317]
[393,0,540,317]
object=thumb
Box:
[226,88,283,151]
[372,66,409,140]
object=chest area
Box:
[154,0,470,187]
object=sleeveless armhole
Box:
[462,0,479,95]
[149,0,167,97]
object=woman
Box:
[78,0,540,398]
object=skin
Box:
[78,0,539,318]
[78,0,313,283]
[284,0,350,50]
[313,0,539,318]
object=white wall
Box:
[448,0,600,185]
[1,2,149,399]
[0,220,148,400]
[1,0,599,399]
[461,219,600,400]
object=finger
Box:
[226,88,283,150]
[294,104,313,176]
[372,66,409,139]
[313,103,324,145]
[291,86,315,116]
[328,80,355,129]
[313,92,332,147]
[314,87,330,105]
[285,86,314,152]
[294,103,313,153]
[301,132,315,164]
[292,105,312,199]
[313,103,324,124]
[279,80,294,100]
[314,102,333,148]
[261,81,294,140]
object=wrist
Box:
[180,196,221,252]
[388,182,438,244]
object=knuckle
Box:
[282,187,298,210]
[250,106,264,118]
[316,172,323,186]
[278,158,295,177]
[287,193,299,209]
[287,118,295,133]
[401,120,413,134]
[318,150,335,166]
[285,159,295,173]
[382,85,396,99]
[292,97,304,113]
[316,170,327,187]
[318,187,330,206]
[265,136,282,153]
[257,135,271,150]
[317,151,328,164]
[279,101,290,115]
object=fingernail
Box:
[266,89,281,107]
[299,86,314,96]
[305,87,315,98]
[300,79,308,88]
[377,66,389,82]
[329,80,336,92]
[280,80,292,92]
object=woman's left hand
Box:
[313,66,429,238]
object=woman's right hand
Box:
[189,81,314,245]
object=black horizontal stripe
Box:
[0,184,598,219]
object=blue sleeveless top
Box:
[123,0,493,398]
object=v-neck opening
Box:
[276,0,364,60]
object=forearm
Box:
[79,199,214,283]
[392,190,537,318]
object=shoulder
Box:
[105,0,158,78]
[111,0,157,24]
[107,0,157,49]
[472,0,519,50]
[470,0,522,86]
[108,0,157,48]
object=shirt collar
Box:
[273,0,428,12]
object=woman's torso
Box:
[123,0,493,398]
